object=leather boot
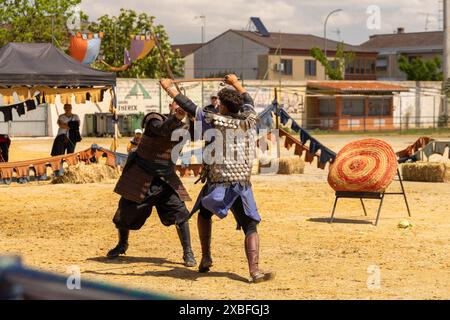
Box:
[176,221,197,267]
[107,228,129,258]
[197,214,213,273]
[245,232,275,283]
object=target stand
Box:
[329,169,411,226]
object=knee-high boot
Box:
[197,214,213,273]
[107,228,129,258]
[245,232,275,283]
[176,221,197,267]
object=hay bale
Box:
[52,163,120,184]
[259,156,305,175]
[444,164,450,182]
[401,162,446,183]
[278,156,305,175]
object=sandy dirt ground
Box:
[1,134,449,300]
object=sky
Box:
[79,0,443,45]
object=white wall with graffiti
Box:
[12,79,447,136]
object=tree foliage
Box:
[310,42,354,80]
[0,0,83,48]
[0,3,183,78]
[398,55,443,81]
[88,9,183,78]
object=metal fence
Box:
[303,115,450,133]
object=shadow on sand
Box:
[308,217,373,225]
[85,256,249,283]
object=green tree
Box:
[398,55,443,81]
[88,9,183,78]
[310,42,354,80]
[0,0,83,48]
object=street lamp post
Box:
[444,0,450,118]
[195,15,206,76]
[195,15,206,103]
[324,9,343,79]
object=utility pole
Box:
[277,31,282,159]
[444,0,450,117]
[195,15,206,103]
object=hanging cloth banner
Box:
[278,107,337,168]
[69,32,104,65]
[256,101,337,169]
[0,95,40,122]
[129,35,155,62]
[102,35,155,72]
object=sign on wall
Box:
[116,79,161,115]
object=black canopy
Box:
[0,43,116,87]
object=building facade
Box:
[171,43,202,79]
[306,81,409,131]
[183,29,377,81]
[361,28,443,80]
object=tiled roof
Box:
[361,31,443,50]
[307,81,409,93]
[231,30,375,53]
[171,43,203,57]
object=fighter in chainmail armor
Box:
[106,103,196,267]
[160,74,274,283]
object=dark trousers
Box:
[51,134,76,156]
[113,177,191,230]
[0,142,8,162]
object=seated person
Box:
[127,129,143,154]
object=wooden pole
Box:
[111,87,119,152]
[150,28,181,94]
[173,78,224,84]
[275,87,281,158]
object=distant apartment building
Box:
[171,43,202,79]
[361,28,443,80]
[174,29,377,81]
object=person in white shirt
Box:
[51,104,81,156]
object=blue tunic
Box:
[191,105,261,223]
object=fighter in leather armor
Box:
[107,103,196,267]
[160,74,274,283]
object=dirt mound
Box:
[51,163,120,184]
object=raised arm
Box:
[223,74,255,115]
[159,79,198,117]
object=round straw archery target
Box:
[328,139,398,193]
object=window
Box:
[373,119,386,126]
[346,61,354,74]
[343,98,365,116]
[376,58,388,72]
[368,98,391,116]
[365,60,372,74]
[318,98,336,116]
[305,60,317,76]
[320,119,334,127]
[348,119,361,127]
[281,59,293,75]
[354,60,360,74]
